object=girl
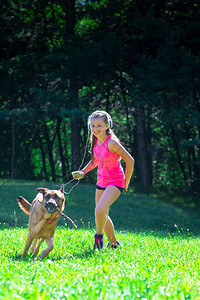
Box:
[72,110,134,250]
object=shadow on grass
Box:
[110,192,200,236]
[10,248,96,262]
[52,248,95,260]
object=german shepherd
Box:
[17,185,65,258]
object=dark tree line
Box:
[0,0,199,189]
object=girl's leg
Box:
[95,186,121,236]
[95,189,118,244]
[104,215,118,244]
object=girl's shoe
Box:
[93,234,103,250]
[106,241,121,249]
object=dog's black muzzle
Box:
[44,201,60,214]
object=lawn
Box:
[0,180,200,299]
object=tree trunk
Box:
[171,128,187,182]
[65,0,76,35]
[37,132,48,180]
[63,122,71,178]
[191,148,199,181]
[185,126,199,182]
[43,123,56,181]
[64,0,80,171]
[24,139,34,179]
[11,118,15,179]
[146,109,153,184]
[135,107,152,188]
[188,149,192,179]
[56,117,66,180]
[71,115,81,171]
[120,79,134,155]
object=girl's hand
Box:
[72,170,85,180]
[125,181,129,191]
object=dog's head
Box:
[36,185,65,214]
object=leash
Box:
[36,134,89,228]
[37,178,81,229]
[63,178,80,195]
[38,200,77,228]
[48,130,90,224]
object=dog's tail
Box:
[17,196,31,215]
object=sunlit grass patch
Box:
[0,227,200,299]
[1,180,200,299]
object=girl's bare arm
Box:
[72,160,97,179]
[108,139,134,191]
[82,160,98,174]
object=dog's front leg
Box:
[30,238,38,254]
[39,237,54,259]
[34,217,49,235]
[22,233,34,258]
[32,238,44,258]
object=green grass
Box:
[0,180,200,299]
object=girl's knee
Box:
[95,206,106,218]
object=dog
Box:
[17,185,65,258]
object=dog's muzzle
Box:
[44,201,60,214]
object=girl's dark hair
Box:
[88,111,119,162]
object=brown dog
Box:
[17,185,65,258]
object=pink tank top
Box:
[93,136,125,188]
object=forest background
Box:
[0,0,199,191]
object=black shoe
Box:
[93,234,103,250]
[106,241,121,249]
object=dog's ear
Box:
[36,188,49,194]
[60,184,64,193]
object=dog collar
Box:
[46,218,53,224]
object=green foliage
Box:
[0,0,199,188]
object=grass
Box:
[0,180,200,299]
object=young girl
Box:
[72,110,134,250]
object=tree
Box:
[0,0,199,190]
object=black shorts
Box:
[96,185,124,194]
